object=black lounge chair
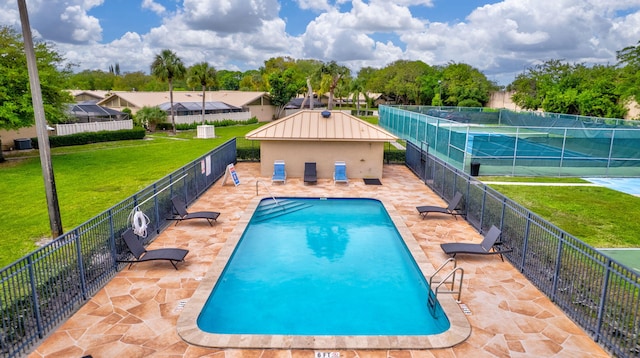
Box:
[304,162,317,184]
[440,225,512,261]
[169,196,220,226]
[117,228,188,270]
[416,192,464,220]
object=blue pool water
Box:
[197,198,450,336]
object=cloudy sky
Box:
[2,0,640,85]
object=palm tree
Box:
[186,62,217,125]
[150,49,186,134]
[318,61,350,110]
[350,78,365,115]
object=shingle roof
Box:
[245,110,397,142]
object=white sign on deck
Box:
[222,163,240,186]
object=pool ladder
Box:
[429,258,464,304]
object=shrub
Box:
[174,117,259,131]
[136,106,167,131]
[384,148,406,163]
[237,147,260,161]
[32,128,146,148]
[458,99,482,107]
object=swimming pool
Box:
[178,197,471,349]
[199,198,449,335]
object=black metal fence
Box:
[0,139,236,358]
[406,141,640,357]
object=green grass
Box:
[477,176,588,183]
[490,184,640,248]
[0,124,261,267]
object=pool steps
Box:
[252,199,313,222]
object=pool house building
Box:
[245,110,398,180]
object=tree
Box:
[217,70,242,90]
[617,41,640,102]
[268,68,305,118]
[186,62,217,124]
[239,70,265,91]
[318,61,350,110]
[0,26,73,130]
[150,49,185,134]
[510,60,625,117]
[349,78,366,114]
[135,106,166,131]
[112,71,152,91]
[65,69,115,90]
[364,60,439,105]
[441,62,496,107]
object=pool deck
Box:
[28,163,611,357]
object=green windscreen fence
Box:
[379,105,640,177]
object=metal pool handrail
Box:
[255,180,279,205]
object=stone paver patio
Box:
[28,163,610,357]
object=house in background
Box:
[0,126,38,151]
[97,91,275,122]
[1,102,130,150]
[283,97,326,116]
[245,110,397,180]
[68,90,112,103]
[68,102,129,123]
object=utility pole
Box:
[17,0,64,238]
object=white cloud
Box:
[1,0,639,85]
[16,0,104,44]
[296,0,333,12]
[60,5,102,42]
[344,0,425,32]
[141,0,166,15]
[401,0,640,83]
[181,0,280,34]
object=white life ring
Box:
[130,208,150,238]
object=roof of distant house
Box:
[284,97,325,109]
[93,91,270,109]
[158,101,242,112]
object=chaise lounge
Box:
[416,191,464,220]
[169,196,220,226]
[333,161,348,184]
[304,162,317,184]
[117,228,189,270]
[440,225,512,261]
[272,160,286,184]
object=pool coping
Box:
[177,196,471,349]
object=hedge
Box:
[32,128,146,148]
[157,117,259,131]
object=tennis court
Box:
[584,177,640,196]
[380,106,640,176]
[598,249,640,273]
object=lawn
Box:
[0,124,261,267]
[487,182,640,248]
